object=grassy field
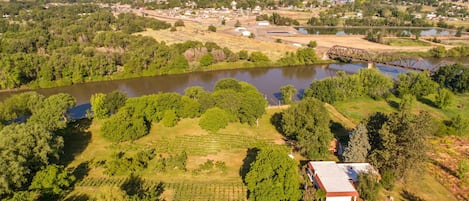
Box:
[63,108,288,200]
[386,38,432,46]
[62,93,469,200]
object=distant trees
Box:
[280,98,333,159]
[208,25,217,32]
[280,84,297,104]
[245,147,302,201]
[343,124,370,162]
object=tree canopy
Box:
[280,98,333,159]
[245,147,302,201]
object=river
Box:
[0,58,468,118]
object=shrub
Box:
[162,110,178,127]
[199,107,230,133]
[208,25,216,32]
[174,19,185,27]
[199,53,214,67]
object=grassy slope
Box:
[332,94,469,201]
[386,38,431,47]
[63,94,469,200]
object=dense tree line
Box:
[0,3,263,90]
[93,78,267,142]
[256,12,300,26]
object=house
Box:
[307,161,359,201]
[241,30,251,36]
[234,27,247,32]
[337,163,377,184]
[257,21,270,26]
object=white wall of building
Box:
[326,196,354,201]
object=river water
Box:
[0,58,467,118]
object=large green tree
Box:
[343,123,371,162]
[280,98,333,159]
[101,106,149,142]
[245,147,302,201]
[198,107,230,133]
[28,93,76,131]
[0,124,63,195]
[279,84,297,104]
[29,164,75,197]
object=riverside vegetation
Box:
[0,3,319,91]
[0,63,468,200]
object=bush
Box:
[170,27,176,32]
[457,159,469,179]
[174,19,185,27]
[101,107,149,142]
[199,53,214,67]
[429,46,447,58]
[248,51,270,63]
[162,110,178,127]
[199,107,230,133]
[208,25,216,32]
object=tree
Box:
[396,72,438,98]
[432,63,469,93]
[280,84,297,104]
[0,124,63,195]
[238,83,267,126]
[101,106,149,142]
[248,51,270,63]
[91,93,108,119]
[174,19,185,27]
[281,98,333,159]
[358,69,392,99]
[245,147,302,201]
[343,124,371,162]
[368,110,432,179]
[29,165,75,197]
[208,25,216,32]
[28,93,76,131]
[356,171,380,201]
[214,78,242,92]
[307,40,317,48]
[435,88,454,109]
[199,107,230,133]
[429,46,447,58]
[104,90,128,115]
[199,53,213,67]
[162,110,178,127]
[234,20,241,27]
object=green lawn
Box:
[386,38,432,46]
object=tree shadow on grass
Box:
[386,99,400,110]
[431,159,458,178]
[330,121,350,146]
[239,148,260,183]
[72,161,90,184]
[121,174,164,199]
[270,112,284,135]
[58,119,92,166]
[401,190,426,201]
[63,194,90,201]
[417,97,437,108]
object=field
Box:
[61,93,469,200]
[386,38,432,47]
[62,108,288,200]
[136,21,299,61]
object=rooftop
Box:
[309,161,357,193]
[337,163,375,182]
